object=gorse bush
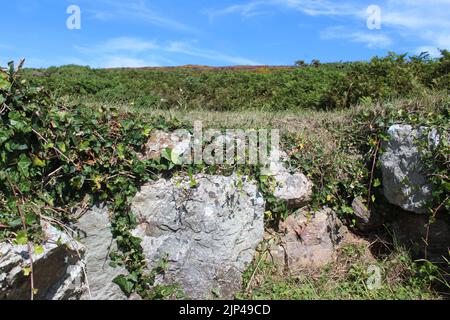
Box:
[323,51,450,109]
[22,51,449,111]
[23,64,348,111]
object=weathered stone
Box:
[351,197,382,231]
[260,146,313,209]
[75,206,129,300]
[138,129,191,161]
[272,173,313,209]
[0,222,85,300]
[277,208,347,270]
[131,174,265,299]
[380,125,439,213]
[391,212,450,263]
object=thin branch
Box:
[368,139,381,203]
[31,128,73,164]
[6,177,35,300]
[424,196,449,261]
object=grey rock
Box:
[0,222,85,300]
[351,197,382,231]
[260,146,313,209]
[272,173,313,209]
[131,174,265,299]
[75,206,129,300]
[380,125,439,213]
[277,208,347,270]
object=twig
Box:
[424,196,449,260]
[245,251,267,292]
[6,177,35,300]
[367,139,381,203]
[31,128,73,164]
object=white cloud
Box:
[166,41,261,65]
[81,0,197,33]
[321,27,393,48]
[206,0,364,19]
[73,37,261,67]
[75,37,158,54]
[207,0,450,52]
[96,56,156,68]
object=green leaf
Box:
[23,267,31,276]
[161,148,172,162]
[113,274,134,297]
[33,156,46,168]
[25,212,37,225]
[0,72,11,91]
[14,230,28,245]
[373,178,381,188]
[17,154,31,178]
[34,244,44,255]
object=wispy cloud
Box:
[206,0,364,19]
[73,37,261,67]
[81,0,197,33]
[166,41,261,65]
[75,37,158,54]
[207,0,450,53]
[321,27,393,49]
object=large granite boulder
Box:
[74,206,129,300]
[131,174,265,299]
[0,222,85,300]
[380,125,439,213]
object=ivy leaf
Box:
[161,148,172,162]
[14,230,28,245]
[23,267,32,276]
[113,274,134,297]
[17,154,31,178]
[0,72,11,91]
[34,244,44,255]
[373,178,381,188]
[33,156,46,167]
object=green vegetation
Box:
[22,51,450,111]
[2,50,449,300]
[240,243,444,300]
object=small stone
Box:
[278,208,347,271]
[351,197,382,231]
[272,173,313,209]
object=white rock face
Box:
[0,222,85,300]
[380,125,439,213]
[75,206,129,300]
[131,174,265,299]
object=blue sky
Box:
[1,0,449,68]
